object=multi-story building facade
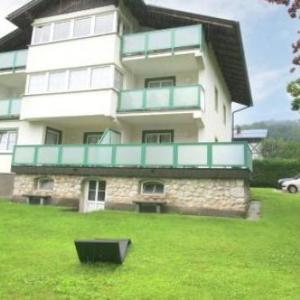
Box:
[0,0,253,217]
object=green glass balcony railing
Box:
[118,85,204,112]
[0,49,28,71]
[0,98,21,119]
[122,25,203,56]
[12,142,253,171]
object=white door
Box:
[85,180,106,212]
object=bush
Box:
[251,159,300,188]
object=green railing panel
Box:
[122,25,202,56]
[119,85,203,112]
[0,49,28,71]
[12,142,253,171]
[0,98,21,118]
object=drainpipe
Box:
[232,106,250,139]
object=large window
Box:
[32,12,116,45]
[95,14,115,34]
[53,20,71,41]
[0,130,17,152]
[49,71,67,92]
[28,73,47,94]
[34,24,51,44]
[91,67,111,89]
[74,17,92,38]
[69,68,89,90]
[27,66,122,95]
[142,130,174,144]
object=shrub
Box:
[251,159,300,188]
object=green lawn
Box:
[0,189,300,300]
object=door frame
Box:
[145,76,176,88]
[84,180,106,212]
[45,127,63,145]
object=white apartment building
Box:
[0,0,253,217]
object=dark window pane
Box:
[88,191,96,201]
[98,181,106,191]
[97,191,105,201]
[89,181,97,190]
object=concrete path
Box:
[247,201,261,221]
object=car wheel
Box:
[288,185,298,194]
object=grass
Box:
[0,188,300,300]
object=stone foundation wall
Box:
[13,174,250,217]
[0,173,15,198]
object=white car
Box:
[282,178,300,193]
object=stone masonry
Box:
[13,174,250,217]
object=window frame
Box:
[53,20,72,41]
[36,178,54,191]
[141,181,165,195]
[0,129,18,152]
[145,76,176,88]
[33,23,51,44]
[87,180,106,202]
[142,130,174,144]
[45,127,63,145]
[83,132,103,144]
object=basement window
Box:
[142,181,165,195]
[37,178,54,191]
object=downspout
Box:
[232,106,250,139]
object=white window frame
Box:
[31,11,118,45]
[87,180,106,202]
[26,65,122,95]
[0,129,18,152]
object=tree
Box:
[265,0,300,111]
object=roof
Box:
[234,129,269,141]
[1,0,253,106]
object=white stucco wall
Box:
[21,90,118,120]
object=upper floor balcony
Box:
[121,25,204,76]
[118,84,204,113]
[0,50,28,74]
[0,98,21,120]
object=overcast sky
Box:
[0,0,299,125]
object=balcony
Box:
[12,143,252,171]
[0,98,21,119]
[0,49,28,73]
[121,25,204,75]
[118,85,204,113]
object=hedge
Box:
[251,159,300,188]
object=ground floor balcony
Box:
[12,143,252,171]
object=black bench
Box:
[23,194,51,205]
[133,201,167,213]
[75,239,131,264]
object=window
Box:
[28,73,47,94]
[84,132,103,144]
[53,20,71,41]
[214,87,219,112]
[142,181,164,195]
[69,68,89,90]
[146,77,175,88]
[88,181,106,202]
[37,178,54,190]
[48,71,67,92]
[95,13,114,35]
[0,130,17,151]
[91,66,111,89]
[143,130,174,144]
[73,17,92,38]
[45,127,62,145]
[223,105,227,125]
[34,24,51,44]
